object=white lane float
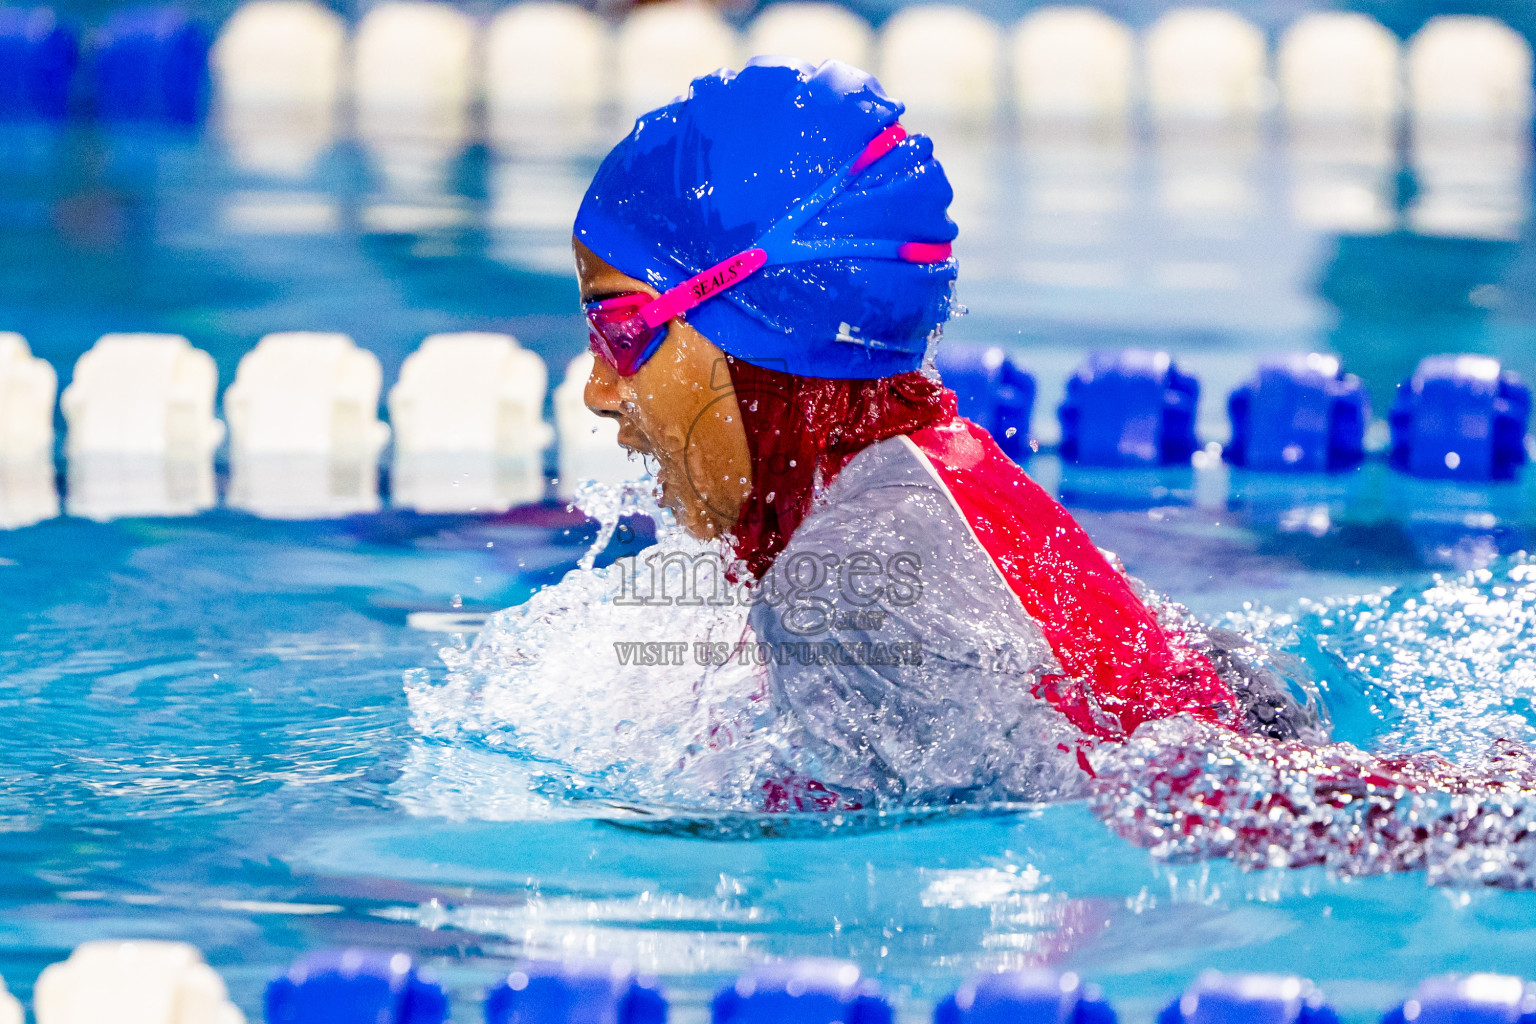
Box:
[388,332,553,512]
[745,3,873,69]
[614,2,737,118]
[1407,17,1534,240]
[0,331,56,459]
[211,0,346,176]
[1279,13,1401,233]
[0,332,57,530]
[1143,7,1269,131]
[0,974,17,1024]
[34,940,243,1024]
[353,0,476,146]
[60,333,223,520]
[554,351,643,499]
[485,1,609,146]
[879,5,1003,124]
[211,0,345,110]
[1011,6,1134,131]
[224,331,389,518]
[1409,15,1535,134]
[1278,12,1400,131]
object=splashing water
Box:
[1089,716,1536,888]
[1226,557,1536,758]
[572,477,654,573]
[405,478,785,815]
[1091,554,1536,889]
[404,475,1089,819]
[405,486,1536,883]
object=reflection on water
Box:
[390,452,545,514]
[227,452,381,519]
[0,454,57,529]
[66,453,215,521]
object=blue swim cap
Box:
[574,59,959,380]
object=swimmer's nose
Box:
[584,356,623,419]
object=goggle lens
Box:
[585,294,661,377]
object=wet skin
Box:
[576,238,754,541]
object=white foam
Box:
[35,941,243,1024]
[1011,7,1134,128]
[405,481,778,813]
[745,3,873,69]
[879,6,1003,124]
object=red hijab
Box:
[725,356,952,579]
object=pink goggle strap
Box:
[637,248,769,329]
[633,122,941,329]
[850,123,908,175]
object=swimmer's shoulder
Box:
[776,434,1018,602]
[801,435,958,542]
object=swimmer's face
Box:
[575,239,752,541]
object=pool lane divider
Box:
[266,949,448,1024]
[32,940,242,1024]
[0,6,78,120]
[2,330,1535,532]
[9,944,1536,1024]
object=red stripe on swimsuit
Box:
[908,415,1240,741]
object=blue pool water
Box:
[3,116,1536,1019]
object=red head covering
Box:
[724,356,952,579]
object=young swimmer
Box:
[575,59,1323,806]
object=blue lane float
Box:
[265,949,449,1024]
[713,960,892,1024]
[0,6,78,120]
[1226,353,1368,473]
[486,960,668,1024]
[1381,974,1536,1024]
[89,6,209,124]
[936,970,1117,1024]
[1159,972,1340,1024]
[935,343,1036,462]
[1389,355,1531,482]
[1058,349,1200,467]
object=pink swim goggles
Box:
[584,122,953,377]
